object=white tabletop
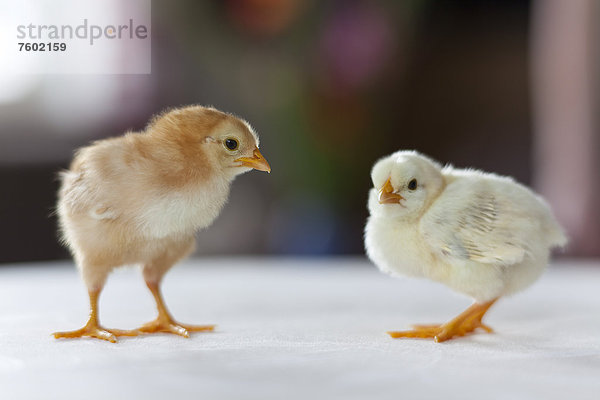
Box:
[0,258,599,400]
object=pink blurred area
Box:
[531,0,599,256]
[0,0,597,262]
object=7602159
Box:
[18,42,67,51]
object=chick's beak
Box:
[378,178,404,205]
[235,148,271,173]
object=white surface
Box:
[0,258,599,400]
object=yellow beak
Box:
[235,148,271,173]
[378,178,404,205]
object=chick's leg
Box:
[136,281,215,337]
[136,239,214,337]
[53,289,137,343]
[388,298,498,343]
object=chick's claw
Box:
[53,328,115,343]
[387,324,483,342]
[53,324,137,343]
[388,320,494,342]
[410,322,493,333]
[387,327,439,339]
[136,317,215,338]
[388,299,497,342]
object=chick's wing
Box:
[60,137,148,221]
[418,176,543,266]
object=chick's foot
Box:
[53,323,138,343]
[387,299,497,343]
[136,315,215,338]
[387,320,493,342]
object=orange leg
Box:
[388,298,498,343]
[53,289,138,343]
[136,282,215,338]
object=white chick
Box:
[365,150,566,342]
[54,105,270,342]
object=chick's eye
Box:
[408,179,417,190]
[224,138,238,151]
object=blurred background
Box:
[0,0,598,263]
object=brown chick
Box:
[53,105,270,342]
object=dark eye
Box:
[408,179,417,190]
[224,138,238,151]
